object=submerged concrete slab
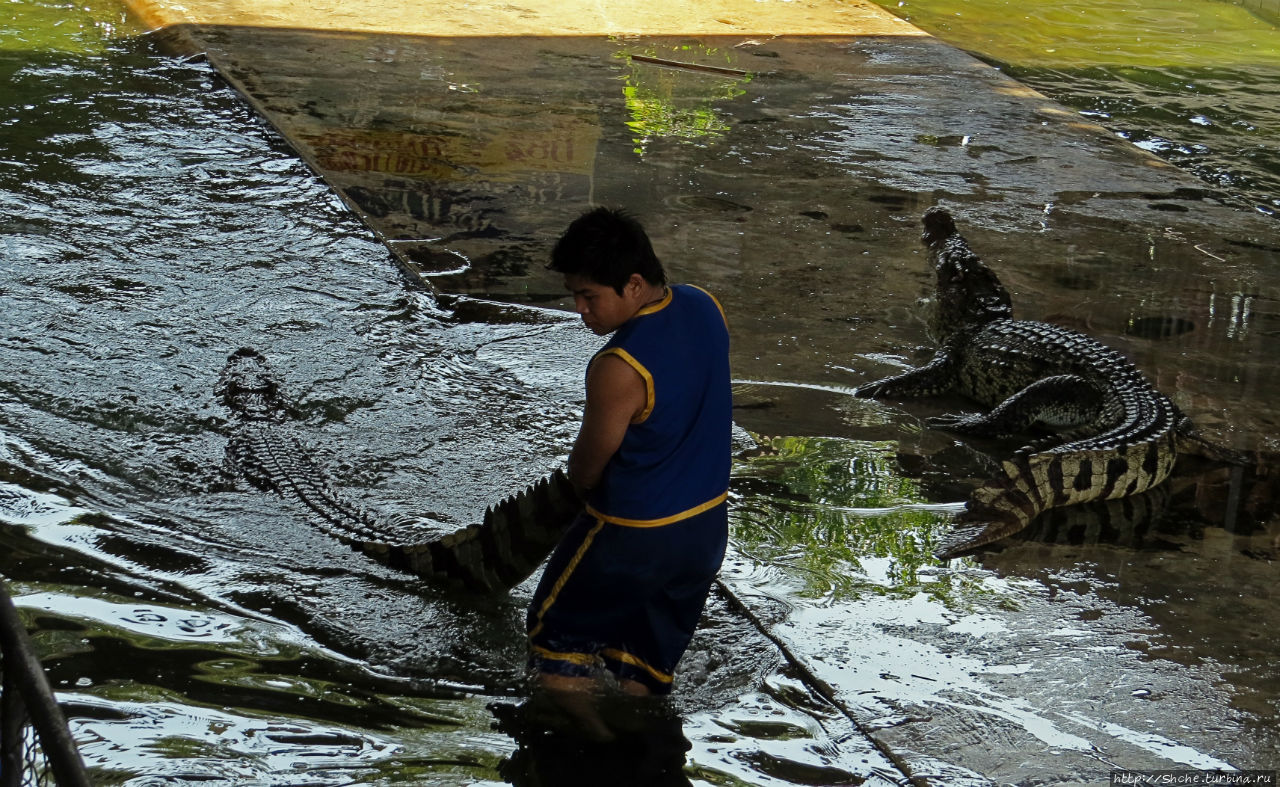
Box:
[121,7,1280,444]
[117,0,1280,783]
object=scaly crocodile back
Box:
[938,423,1181,558]
[865,211,1189,559]
[219,348,581,593]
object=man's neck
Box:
[637,283,668,310]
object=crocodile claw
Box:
[853,381,889,398]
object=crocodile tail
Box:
[936,432,1180,560]
[1013,484,1172,549]
[936,456,1045,559]
[354,470,582,594]
[1051,391,1183,502]
[228,423,388,543]
[230,421,581,591]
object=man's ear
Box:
[625,273,647,296]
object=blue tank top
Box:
[586,284,731,526]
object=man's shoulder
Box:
[673,283,714,300]
[672,284,728,330]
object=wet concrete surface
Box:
[42,0,1280,783]
[135,23,1280,451]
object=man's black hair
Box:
[549,207,667,294]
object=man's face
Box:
[564,274,634,336]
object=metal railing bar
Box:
[0,581,91,787]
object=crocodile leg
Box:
[855,350,957,399]
[927,374,1104,437]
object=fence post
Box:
[1,668,22,787]
[0,581,91,787]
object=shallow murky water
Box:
[3,1,1278,785]
[870,0,1280,216]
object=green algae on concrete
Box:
[877,0,1280,70]
[121,0,926,37]
[2,0,145,54]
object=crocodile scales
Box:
[856,208,1192,559]
[217,347,581,593]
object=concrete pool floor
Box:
[112,0,1280,783]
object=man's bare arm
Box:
[567,353,647,493]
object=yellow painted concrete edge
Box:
[120,0,927,38]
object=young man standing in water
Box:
[526,207,731,724]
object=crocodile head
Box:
[217,347,286,421]
[922,207,1013,343]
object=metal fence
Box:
[0,580,90,787]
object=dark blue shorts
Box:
[526,504,728,695]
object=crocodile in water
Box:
[856,208,1193,559]
[216,347,581,593]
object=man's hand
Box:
[567,353,648,493]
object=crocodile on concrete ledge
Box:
[855,207,1198,560]
[216,347,581,593]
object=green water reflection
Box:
[732,435,962,601]
[617,42,753,156]
[879,0,1276,68]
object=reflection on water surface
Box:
[2,0,1278,783]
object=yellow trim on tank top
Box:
[685,284,728,331]
[636,286,672,316]
[586,490,728,528]
[592,347,655,422]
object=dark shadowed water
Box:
[2,1,1278,785]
